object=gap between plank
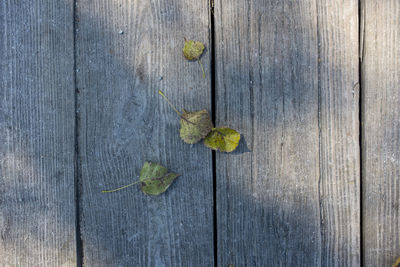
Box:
[358,0,364,266]
[210,0,217,266]
[73,0,83,266]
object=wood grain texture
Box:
[362,0,400,266]
[214,0,360,265]
[75,0,213,266]
[0,1,76,266]
[317,1,360,265]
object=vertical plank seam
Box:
[73,0,83,265]
[209,0,217,266]
[316,0,324,265]
[359,0,365,266]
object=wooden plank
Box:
[362,0,400,266]
[317,1,360,265]
[0,1,76,266]
[75,0,213,266]
[214,0,360,265]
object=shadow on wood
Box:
[214,0,360,266]
[75,0,213,266]
[0,0,368,266]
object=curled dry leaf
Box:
[204,127,241,152]
[180,109,213,144]
[183,39,206,78]
[182,39,205,60]
[159,90,213,144]
[102,161,180,196]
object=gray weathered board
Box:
[1,0,400,266]
[214,0,360,266]
[75,0,213,266]
[0,1,76,266]
[362,0,400,266]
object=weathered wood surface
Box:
[0,1,76,266]
[214,0,360,266]
[362,0,400,266]
[75,0,213,266]
[2,0,400,265]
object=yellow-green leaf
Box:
[393,257,400,267]
[140,162,180,196]
[204,127,240,152]
[183,40,205,61]
[180,109,213,144]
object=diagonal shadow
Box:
[0,0,365,266]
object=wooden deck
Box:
[0,0,399,266]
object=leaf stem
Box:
[102,180,141,193]
[158,90,181,116]
[198,59,206,79]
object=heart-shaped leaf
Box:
[180,109,213,144]
[140,162,180,195]
[204,127,240,152]
[101,162,180,196]
[183,40,205,60]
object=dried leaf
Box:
[159,90,213,144]
[140,162,180,195]
[102,162,180,196]
[180,109,213,144]
[204,127,240,152]
[183,39,206,78]
[183,39,205,61]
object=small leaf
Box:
[204,127,240,152]
[180,109,213,144]
[183,39,206,78]
[183,39,205,61]
[158,90,213,144]
[102,162,180,196]
[140,162,180,196]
